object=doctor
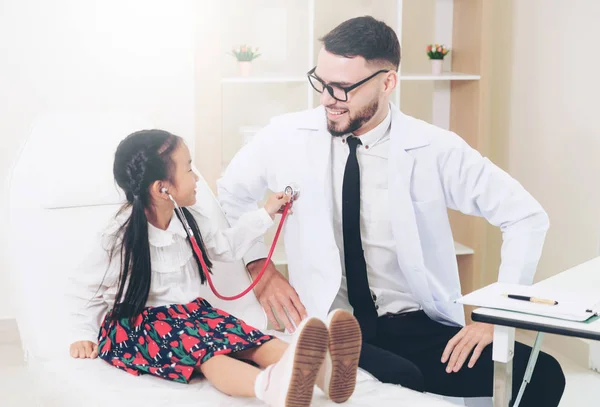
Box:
[218,16,565,405]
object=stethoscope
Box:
[162,183,299,301]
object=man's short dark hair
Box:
[320,16,401,70]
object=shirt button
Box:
[375,305,380,310]
[342,139,346,143]
[365,145,370,149]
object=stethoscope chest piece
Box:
[284,183,300,201]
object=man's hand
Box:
[247,259,308,333]
[441,322,493,373]
[70,340,98,359]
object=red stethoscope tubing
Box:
[188,202,292,301]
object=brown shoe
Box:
[316,309,362,403]
[259,317,329,407]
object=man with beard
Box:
[217,16,565,406]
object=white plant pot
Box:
[431,59,443,75]
[239,61,252,77]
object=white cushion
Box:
[7,111,266,361]
[30,112,153,209]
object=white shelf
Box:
[454,241,475,256]
[222,75,307,84]
[399,72,480,81]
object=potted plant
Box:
[426,44,450,75]
[229,45,261,77]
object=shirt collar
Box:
[147,211,189,247]
[344,107,391,149]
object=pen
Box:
[502,294,558,305]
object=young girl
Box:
[67,129,362,407]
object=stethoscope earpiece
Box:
[161,188,174,203]
[166,191,194,238]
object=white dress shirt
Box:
[330,108,422,316]
[66,205,273,344]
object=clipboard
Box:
[456,282,600,322]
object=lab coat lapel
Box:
[295,108,344,315]
[298,106,334,218]
[388,107,428,270]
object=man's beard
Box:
[327,98,379,137]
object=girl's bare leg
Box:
[226,319,329,407]
[199,355,260,397]
[233,338,289,368]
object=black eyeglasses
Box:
[307,67,390,102]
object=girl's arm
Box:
[65,229,120,345]
[190,192,289,262]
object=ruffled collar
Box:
[147,211,188,247]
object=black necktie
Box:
[342,136,377,338]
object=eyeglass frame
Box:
[307,66,391,102]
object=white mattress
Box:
[27,357,457,407]
[24,328,457,407]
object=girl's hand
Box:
[264,192,293,218]
[70,340,99,359]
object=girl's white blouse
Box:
[66,203,273,344]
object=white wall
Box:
[0,0,197,319]
[489,0,600,283]
[482,0,600,367]
[194,1,223,192]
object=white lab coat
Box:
[217,104,549,327]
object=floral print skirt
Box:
[97,297,273,383]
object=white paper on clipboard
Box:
[456,282,600,322]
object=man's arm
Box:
[437,132,549,372]
[216,124,307,332]
[217,127,271,266]
[439,133,549,285]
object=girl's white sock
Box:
[254,366,271,401]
